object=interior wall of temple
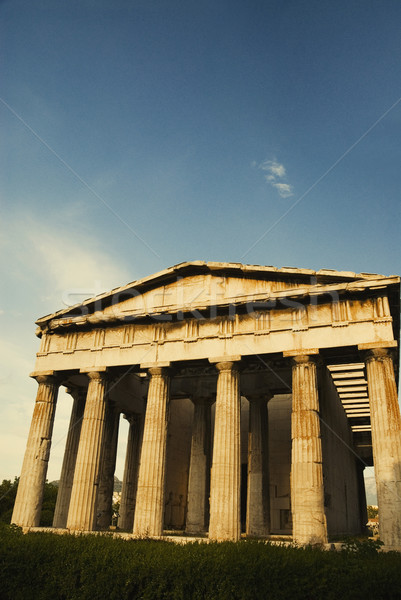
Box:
[240,397,249,530]
[268,395,292,534]
[320,368,361,536]
[240,396,249,465]
[164,397,194,530]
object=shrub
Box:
[0,478,19,523]
[341,536,384,556]
[0,478,58,526]
[1,528,401,599]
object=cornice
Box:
[35,274,400,335]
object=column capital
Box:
[361,346,396,363]
[147,366,171,378]
[30,371,59,386]
[214,360,241,373]
[289,354,320,367]
[65,384,86,400]
[86,370,108,382]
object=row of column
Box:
[289,348,401,547]
[11,348,401,548]
[11,362,267,538]
[132,361,272,539]
[12,371,118,531]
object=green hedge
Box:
[1,525,401,600]
[0,479,58,526]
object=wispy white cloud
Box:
[0,210,135,480]
[25,226,131,304]
[257,159,294,198]
[271,182,294,198]
[260,159,286,179]
[1,211,133,311]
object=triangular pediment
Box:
[36,261,398,333]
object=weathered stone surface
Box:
[96,400,120,530]
[186,398,212,534]
[319,368,362,536]
[118,414,144,531]
[12,374,59,527]
[33,263,398,373]
[13,262,401,547]
[290,356,327,545]
[67,371,108,531]
[209,361,241,541]
[164,397,193,530]
[133,367,170,537]
[53,386,85,528]
[246,395,270,537]
[365,348,401,549]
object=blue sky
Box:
[1,1,400,499]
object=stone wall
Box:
[320,369,361,536]
[164,398,193,529]
[268,395,292,534]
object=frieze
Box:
[92,328,105,351]
[373,296,392,323]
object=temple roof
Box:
[36,260,400,332]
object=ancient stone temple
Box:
[12,262,401,548]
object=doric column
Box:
[186,397,212,534]
[118,413,144,531]
[290,354,327,545]
[66,370,108,531]
[209,361,241,541]
[96,400,120,530]
[133,367,170,537]
[364,348,401,548]
[12,373,59,527]
[52,386,86,528]
[246,394,270,537]
[355,459,368,534]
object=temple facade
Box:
[11,262,401,548]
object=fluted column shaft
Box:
[209,361,241,541]
[365,348,401,548]
[356,460,368,534]
[96,401,120,530]
[118,414,144,531]
[186,398,212,533]
[66,371,108,531]
[246,395,270,537]
[53,386,86,528]
[133,367,170,537]
[291,355,327,545]
[12,375,59,527]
